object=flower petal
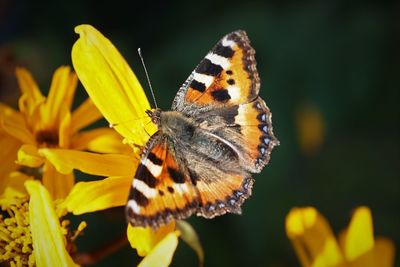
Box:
[71,127,131,154]
[127,221,176,257]
[138,230,180,267]
[25,180,78,267]
[15,67,44,108]
[0,171,32,200]
[40,66,77,131]
[0,103,21,118]
[71,24,156,145]
[371,237,395,267]
[70,98,102,133]
[46,67,77,118]
[286,207,343,267]
[341,207,374,261]
[42,162,74,200]
[1,109,36,145]
[339,236,396,267]
[63,176,131,214]
[58,103,72,148]
[16,144,44,168]
[176,220,204,267]
[39,148,136,176]
[0,125,21,188]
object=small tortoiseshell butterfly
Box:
[126,31,279,228]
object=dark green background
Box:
[1,0,399,266]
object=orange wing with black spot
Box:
[234,97,278,172]
[126,134,198,228]
[172,30,259,111]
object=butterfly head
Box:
[145,108,161,125]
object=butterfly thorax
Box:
[150,109,196,142]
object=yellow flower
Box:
[0,65,135,265]
[70,24,203,266]
[295,103,325,155]
[0,180,85,267]
[286,207,395,267]
[0,66,129,199]
[0,105,23,194]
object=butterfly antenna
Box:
[138,48,158,109]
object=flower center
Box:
[19,166,43,180]
[0,197,86,266]
[0,196,34,266]
[35,130,59,147]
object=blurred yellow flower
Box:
[0,105,23,193]
[70,24,203,267]
[0,65,139,266]
[295,103,325,155]
[0,180,85,267]
[286,206,395,267]
[0,66,132,199]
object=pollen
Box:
[0,197,87,266]
[0,196,34,267]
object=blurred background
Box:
[0,0,399,266]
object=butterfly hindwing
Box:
[234,97,278,172]
[192,169,254,218]
[172,30,259,111]
[126,134,198,227]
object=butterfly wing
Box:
[172,30,259,111]
[173,30,278,172]
[126,130,256,227]
[126,133,199,228]
[172,31,278,219]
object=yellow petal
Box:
[63,176,131,214]
[0,128,21,189]
[45,67,77,119]
[16,144,44,168]
[176,220,204,267]
[15,67,44,108]
[371,237,395,267]
[341,238,395,267]
[286,207,343,267]
[58,103,72,148]
[0,103,20,118]
[25,180,78,267]
[0,171,32,200]
[342,207,374,261]
[127,221,176,257]
[40,66,77,130]
[71,24,156,145]
[39,148,136,176]
[70,98,102,134]
[1,109,36,145]
[42,162,74,200]
[339,231,395,267]
[138,230,180,267]
[71,127,131,154]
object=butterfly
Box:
[126,30,279,228]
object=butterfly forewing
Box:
[172,31,260,111]
[126,134,198,228]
